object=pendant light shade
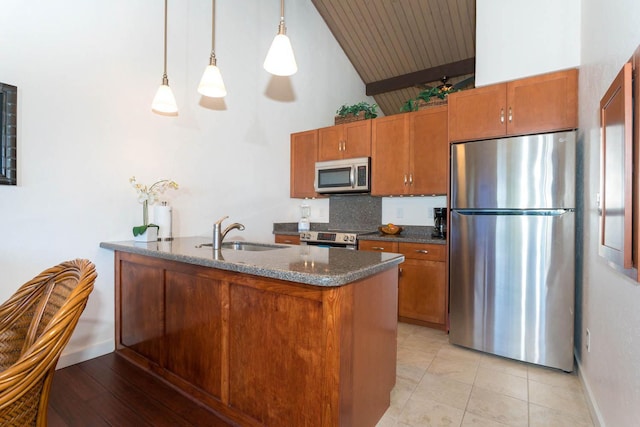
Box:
[264,0,297,76]
[198,0,227,97]
[152,0,178,114]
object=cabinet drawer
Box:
[358,240,399,253]
[399,243,445,261]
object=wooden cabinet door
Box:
[397,243,447,329]
[409,107,448,195]
[342,120,372,158]
[507,68,578,135]
[318,125,342,161]
[228,283,324,425]
[165,270,224,399]
[318,121,372,161]
[290,130,318,198]
[274,234,300,245]
[448,83,507,142]
[119,259,165,364]
[371,114,409,196]
[398,259,446,326]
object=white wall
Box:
[0,0,372,366]
[579,1,640,425]
[476,0,581,86]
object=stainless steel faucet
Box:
[213,216,245,250]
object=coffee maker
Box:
[432,207,447,239]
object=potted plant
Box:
[129,176,179,242]
[400,85,457,112]
[335,102,378,124]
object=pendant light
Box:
[198,0,227,97]
[263,0,298,76]
[152,0,178,114]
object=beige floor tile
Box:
[438,343,484,363]
[410,327,450,342]
[466,386,528,427]
[475,366,528,401]
[402,333,446,353]
[397,345,438,370]
[479,354,528,378]
[528,364,582,391]
[427,355,479,384]
[376,410,399,427]
[398,396,465,427]
[386,324,596,427]
[528,379,591,422]
[385,376,419,419]
[461,412,510,426]
[529,402,595,427]
[413,372,473,410]
[397,361,427,383]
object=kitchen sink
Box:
[195,241,287,251]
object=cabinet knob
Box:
[508,107,513,123]
[409,173,413,185]
[371,246,385,251]
[415,249,429,254]
[500,108,505,123]
[403,174,408,185]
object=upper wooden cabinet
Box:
[290,129,319,199]
[318,120,371,161]
[448,68,578,142]
[371,106,448,196]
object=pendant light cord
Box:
[162,0,168,82]
[278,0,286,34]
[210,0,217,64]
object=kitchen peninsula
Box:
[100,237,403,427]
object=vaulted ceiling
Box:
[311,0,476,116]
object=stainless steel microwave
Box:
[314,157,370,194]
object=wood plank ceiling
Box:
[311,0,476,116]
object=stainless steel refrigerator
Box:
[449,131,576,372]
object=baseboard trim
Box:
[56,339,115,369]
[575,354,605,427]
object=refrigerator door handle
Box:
[454,209,573,216]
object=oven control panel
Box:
[300,231,358,244]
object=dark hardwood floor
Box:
[48,352,235,427]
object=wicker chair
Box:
[0,259,97,426]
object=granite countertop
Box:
[273,223,446,245]
[100,237,404,287]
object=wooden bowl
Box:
[378,225,403,235]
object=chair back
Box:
[0,259,97,426]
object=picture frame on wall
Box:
[0,82,17,186]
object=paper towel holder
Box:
[155,202,173,241]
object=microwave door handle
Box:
[350,165,356,188]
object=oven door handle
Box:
[350,165,356,188]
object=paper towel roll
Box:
[154,204,172,240]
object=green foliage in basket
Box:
[336,102,378,119]
[400,86,458,112]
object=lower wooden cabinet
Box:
[359,240,447,330]
[115,251,397,427]
[274,233,300,245]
